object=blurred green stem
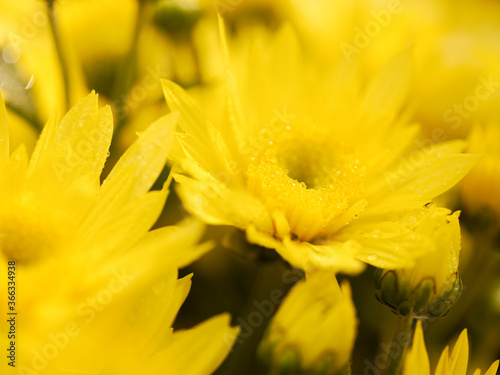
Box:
[216,259,295,375]
[383,315,414,375]
[47,0,70,111]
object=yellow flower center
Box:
[247,128,365,241]
[0,195,73,266]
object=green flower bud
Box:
[374,208,463,318]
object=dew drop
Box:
[367,254,377,262]
[25,74,35,89]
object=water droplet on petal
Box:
[367,254,377,262]
[25,74,35,89]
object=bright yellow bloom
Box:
[162,22,478,274]
[461,122,500,218]
[289,0,500,141]
[404,321,499,375]
[375,207,462,317]
[259,273,357,375]
[0,91,238,374]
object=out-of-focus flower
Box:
[162,22,478,274]
[404,321,499,375]
[0,0,77,125]
[289,0,500,141]
[0,91,238,374]
[461,122,500,219]
[259,273,357,375]
[375,207,462,318]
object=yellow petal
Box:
[435,346,450,375]
[362,48,414,123]
[175,173,273,232]
[133,218,212,269]
[147,314,240,375]
[278,237,366,274]
[217,14,248,156]
[27,92,113,188]
[484,360,500,375]
[404,321,430,375]
[448,329,469,375]
[0,144,28,196]
[89,187,168,255]
[0,89,9,164]
[368,151,480,212]
[103,112,177,199]
[162,80,232,175]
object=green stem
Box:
[47,0,70,111]
[383,315,414,375]
[216,259,296,375]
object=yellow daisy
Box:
[289,0,500,141]
[0,91,238,374]
[162,21,478,274]
[404,321,499,375]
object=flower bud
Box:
[375,208,462,318]
[259,272,357,375]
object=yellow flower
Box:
[404,321,499,375]
[0,91,238,374]
[259,273,357,375]
[375,207,462,318]
[461,122,500,218]
[290,0,500,141]
[162,22,478,274]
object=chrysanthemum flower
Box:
[404,321,499,375]
[0,91,238,374]
[162,22,478,274]
[289,0,500,141]
[259,272,357,375]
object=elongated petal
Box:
[448,329,469,375]
[27,92,113,188]
[404,321,430,375]
[103,112,177,199]
[362,48,414,123]
[0,90,9,165]
[146,314,239,375]
[484,360,500,375]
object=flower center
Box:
[0,196,73,266]
[278,136,347,189]
[247,128,365,242]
